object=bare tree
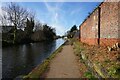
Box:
[2,2,29,43]
[0,11,13,33]
[0,13,7,32]
[0,13,7,26]
[2,2,29,28]
[34,20,43,31]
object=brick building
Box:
[80,2,120,46]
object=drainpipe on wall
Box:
[79,26,81,41]
[98,7,101,46]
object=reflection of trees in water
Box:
[20,41,56,75]
[34,40,56,64]
[43,40,56,54]
[2,45,28,78]
[25,44,35,66]
[2,44,35,78]
[2,39,64,79]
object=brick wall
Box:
[80,8,98,45]
[100,2,120,46]
[80,2,120,46]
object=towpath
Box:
[43,45,80,78]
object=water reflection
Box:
[2,39,64,79]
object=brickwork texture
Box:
[80,2,120,46]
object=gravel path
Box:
[45,45,80,78]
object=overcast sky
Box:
[0,2,101,35]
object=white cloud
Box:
[0,2,2,33]
[55,12,58,21]
[43,1,66,35]
[0,3,3,26]
[70,8,81,15]
[0,2,3,16]
[51,24,66,35]
[40,19,45,24]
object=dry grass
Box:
[73,39,120,78]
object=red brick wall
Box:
[100,38,120,46]
[80,2,120,46]
[100,2,119,46]
[80,8,98,45]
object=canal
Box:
[2,39,65,79]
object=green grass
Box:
[83,71,96,79]
[73,40,85,57]
[108,65,120,78]
[23,60,49,79]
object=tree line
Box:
[65,25,78,38]
[0,3,57,46]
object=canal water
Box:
[2,39,65,79]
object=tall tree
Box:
[2,2,29,44]
[34,20,43,31]
[43,24,56,40]
[66,25,78,38]
[24,18,34,39]
[70,25,78,33]
[0,12,8,26]
[0,10,11,33]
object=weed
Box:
[108,65,120,78]
[84,71,96,79]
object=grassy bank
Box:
[22,41,66,79]
[73,39,120,78]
